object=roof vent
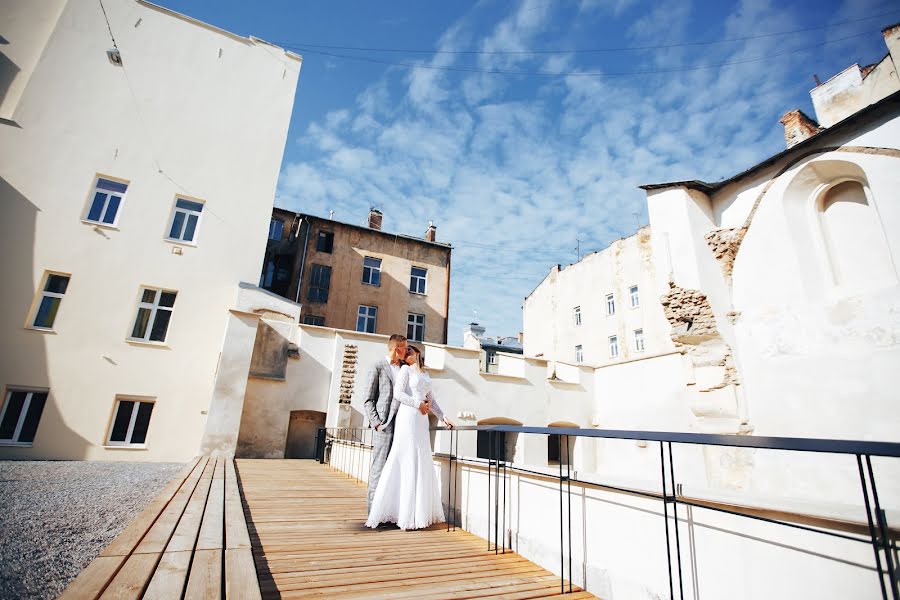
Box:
[106,49,123,67]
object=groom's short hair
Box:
[388,334,406,350]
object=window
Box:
[606,294,616,315]
[308,264,331,303]
[261,259,275,289]
[609,335,619,358]
[316,231,334,253]
[29,272,70,330]
[477,431,512,462]
[302,315,325,326]
[107,399,154,446]
[573,306,582,327]
[410,267,427,294]
[130,288,177,343]
[407,313,425,342]
[634,329,645,352]
[167,198,204,244]
[268,219,284,241]
[575,345,583,363]
[357,305,377,333]
[362,257,382,286]
[0,390,48,446]
[630,285,640,308]
[84,177,127,226]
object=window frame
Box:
[629,285,640,308]
[316,230,334,253]
[26,271,71,332]
[82,175,128,229]
[407,312,425,342]
[573,306,582,327]
[362,257,382,287]
[105,397,155,448]
[409,266,427,295]
[165,196,206,246]
[302,315,325,326]
[606,293,616,316]
[575,344,583,363]
[128,286,178,344]
[634,328,645,352]
[356,305,377,333]
[307,264,331,303]
[608,335,619,358]
[0,388,49,447]
[268,219,284,241]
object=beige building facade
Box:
[261,208,452,344]
[0,0,301,461]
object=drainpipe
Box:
[295,217,311,305]
[443,247,451,344]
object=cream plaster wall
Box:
[0,0,300,461]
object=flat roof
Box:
[639,89,900,194]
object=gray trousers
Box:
[368,428,393,511]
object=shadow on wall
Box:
[0,37,21,113]
[0,176,91,458]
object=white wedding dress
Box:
[366,365,445,530]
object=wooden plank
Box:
[167,473,213,552]
[225,457,241,500]
[225,548,262,600]
[225,499,251,549]
[58,555,127,600]
[100,457,204,558]
[184,549,222,600]
[98,552,160,600]
[196,470,225,551]
[143,551,192,599]
[134,469,202,554]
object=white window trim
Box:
[0,389,47,446]
[629,285,640,308]
[82,175,128,229]
[407,312,425,342]
[25,271,70,332]
[106,398,155,447]
[362,257,382,286]
[575,345,583,363]
[609,335,619,358]
[634,329,645,353]
[128,287,177,344]
[606,294,616,316]
[410,267,428,295]
[357,305,377,333]
[165,196,205,246]
[573,306,582,327]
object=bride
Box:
[366,345,454,530]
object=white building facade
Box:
[0,0,301,461]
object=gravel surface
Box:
[0,460,184,600]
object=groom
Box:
[363,333,429,510]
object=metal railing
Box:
[316,424,900,599]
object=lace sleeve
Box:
[393,366,419,408]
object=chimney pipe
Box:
[368,208,383,231]
[779,109,821,149]
[425,220,436,242]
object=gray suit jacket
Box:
[362,359,419,434]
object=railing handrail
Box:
[438,425,900,457]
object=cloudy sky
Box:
[164,0,897,344]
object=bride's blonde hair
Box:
[406,345,426,372]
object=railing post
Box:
[559,433,565,594]
[660,442,675,600]
[667,442,684,600]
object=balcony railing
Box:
[316,425,900,599]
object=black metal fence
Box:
[316,425,900,599]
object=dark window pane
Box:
[141,289,156,303]
[316,231,333,253]
[175,199,204,212]
[87,192,107,221]
[269,220,283,241]
[97,178,128,193]
[149,309,172,342]
[130,402,153,444]
[103,195,121,224]
[110,401,134,442]
[0,392,27,439]
[169,212,185,239]
[45,274,69,294]
[33,296,61,328]
[18,393,47,443]
[132,307,151,338]
[183,214,199,241]
[303,315,324,326]
[159,291,177,308]
[372,271,381,286]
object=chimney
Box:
[368,208,383,231]
[779,109,821,149]
[464,322,485,339]
[517,331,523,344]
[425,220,436,242]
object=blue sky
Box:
[161,0,897,345]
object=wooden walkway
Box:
[59,456,259,599]
[238,459,593,599]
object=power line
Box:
[286,30,872,78]
[273,10,899,56]
[97,0,118,49]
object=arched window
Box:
[476,417,521,462]
[817,180,895,289]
